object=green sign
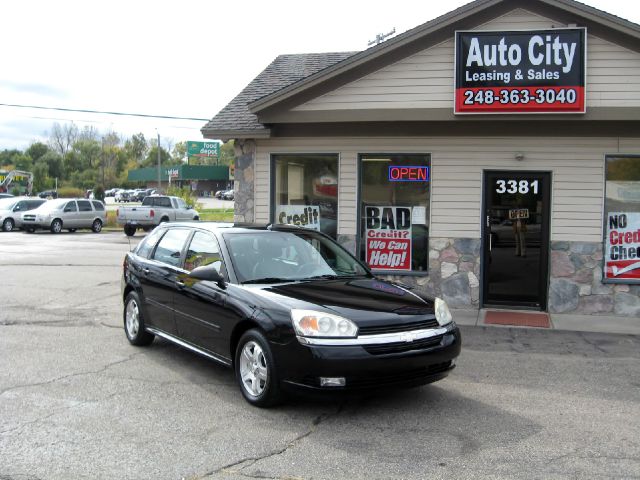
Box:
[188,141,219,158]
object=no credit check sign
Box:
[455,28,586,114]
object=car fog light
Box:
[320,377,346,387]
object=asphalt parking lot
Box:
[1,231,639,480]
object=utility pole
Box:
[368,28,396,47]
[157,131,161,191]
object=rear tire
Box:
[124,225,136,237]
[235,329,282,408]
[2,218,14,232]
[50,219,63,234]
[91,219,103,233]
[123,292,154,346]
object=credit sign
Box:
[455,28,586,114]
[604,212,640,283]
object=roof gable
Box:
[202,0,640,140]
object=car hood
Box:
[244,277,436,328]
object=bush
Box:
[94,185,105,201]
[57,187,84,198]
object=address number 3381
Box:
[495,179,539,195]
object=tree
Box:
[39,151,64,180]
[26,142,50,163]
[172,141,187,163]
[72,138,101,169]
[124,133,148,165]
[143,146,171,167]
[219,140,235,166]
[49,122,79,156]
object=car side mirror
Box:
[64,208,72,212]
[189,264,226,288]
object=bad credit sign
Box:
[365,206,412,271]
[455,28,586,114]
[604,212,640,283]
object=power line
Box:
[0,102,209,122]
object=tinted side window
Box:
[77,200,92,212]
[27,200,45,210]
[65,201,78,212]
[184,231,224,274]
[136,228,166,258]
[91,201,105,211]
[151,229,191,267]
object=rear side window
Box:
[27,200,45,210]
[77,200,92,212]
[135,228,166,258]
[64,201,77,212]
[151,229,191,267]
[91,201,105,211]
[154,197,172,208]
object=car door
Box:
[140,228,192,335]
[173,198,191,221]
[174,230,237,357]
[62,201,79,228]
[76,200,93,228]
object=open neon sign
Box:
[388,166,429,182]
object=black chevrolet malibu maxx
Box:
[121,222,461,407]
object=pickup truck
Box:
[116,195,199,236]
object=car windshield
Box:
[224,229,371,284]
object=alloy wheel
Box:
[125,299,140,338]
[239,341,268,397]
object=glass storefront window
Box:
[359,154,431,273]
[603,155,640,283]
[271,154,338,238]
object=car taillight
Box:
[150,209,154,218]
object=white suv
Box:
[21,198,107,233]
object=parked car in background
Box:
[132,188,156,202]
[115,190,132,203]
[21,199,107,233]
[116,195,199,236]
[0,197,46,231]
[0,193,13,199]
[222,189,234,200]
[105,188,121,197]
[121,223,461,407]
[38,190,58,199]
[214,189,226,199]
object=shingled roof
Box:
[201,52,358,140]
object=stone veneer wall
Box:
[337,236,481,308]
[337,237,640,315]
[232,140,256,223]
[549,241,640,315]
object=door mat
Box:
[484,310,551,328]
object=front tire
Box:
[2,218,14,232]
[50,219,63,233]
[235,329,282,408]
[91,219,103,233]
[123,292,154,346]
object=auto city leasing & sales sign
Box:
[455,28,586,114]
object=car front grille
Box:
[22,215,36,222]
[362,334,444,355]
[358,318,439,335]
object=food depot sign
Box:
[604,213,640,283]
[455,28,586,114]
[365,206,412,271]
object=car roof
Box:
[159,221,321,235]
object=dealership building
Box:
[201,0,640,316]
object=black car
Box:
[38,190,58,199]
[121,223,461,407]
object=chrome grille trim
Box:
[296,323,454,346]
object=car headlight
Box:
[435,297,453,326]
[291,309,358,338]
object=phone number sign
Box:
[455,28,586,114]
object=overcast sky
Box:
[1,0,638,151]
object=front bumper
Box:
[272,323,461,392]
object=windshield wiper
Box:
[243,277,293,284]
[304,274,365,280]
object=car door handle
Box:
[176,280,185,290]
[142,268,150,274]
